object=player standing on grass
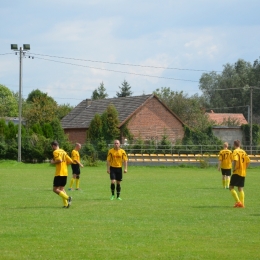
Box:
[107,140,128,200]
[50,140,73,208]
[218,142,233,189]
[68,143,84,191]
[229,140,250,208]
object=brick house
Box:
[61,94,184,144]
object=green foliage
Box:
[81,142,99,166]
[116,80,133,97]
[131,137,144,154]
[23,93,58,126]
[241,124,260,145]
[199,58,260,123]
[121,121,134,142]
[50,118,68,147]
[91,82,108,100]
[31,123,43,136]
[0,119,7,137]
[101,104,120,143]
[56,103,74,120]
[42,123,54,139]
[88,113,103,141]
[154,87,211,131]
[157,133,171,154]
[0,84,18,117]
[6,121,17,140]
[181,125,222,153]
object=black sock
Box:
[116,184,121,198]
[111,183,115,195]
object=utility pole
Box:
[250,87,253,155]
[11,44,31,162]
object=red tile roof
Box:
[206,112,247,125]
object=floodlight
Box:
[23,44,30,50]
[11,44,18,50]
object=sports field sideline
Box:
[0,161,259,260]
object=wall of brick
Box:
[64,128,87,144]
[127,98,184,143]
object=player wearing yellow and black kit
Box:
[51,140,73,208]
[107,140,128,200]
[218,142,232,189]
[69,143,84,191]
[229,140,250,208]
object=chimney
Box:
[86,99,92,107]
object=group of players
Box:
[50,138,250,209]
[218,140,250,208]
[50,139,128,208]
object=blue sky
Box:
[1,0,260,106]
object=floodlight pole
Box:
[250,87,253,155]
[11,44,31,162]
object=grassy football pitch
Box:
[0,161,259,260]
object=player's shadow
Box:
[250,214,260,217]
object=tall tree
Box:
[116,80,133,97]
[0,84,18,117]
[199,58,260,123]
[88,113,103,141]
[23,93,58,126]
[154,87,210,131]
[101,104,120,142]
[91,82,108,100]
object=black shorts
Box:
[110,167,122,181]
[230,174,245,187]
[71,164,80,175]
[221,169,231,176]
[53,176,67,187]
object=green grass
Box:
[0,162,259,260]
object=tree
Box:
[199,58,260,123]
[23,95,58,126]
[88,113,103,141]
[154,87,211,131]
[116,80,133,97]
[0,84,18,117]
[91,82,108,100]
[56,103,74,120]
[101,104,120,142]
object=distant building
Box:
[61,94,185,144]
[2,117,26,125]
[206,111,248,145]
[206,110,247,126]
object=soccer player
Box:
[50,140,73,208]
[107,140,128,200]
[68,143,84,191]
[229,140,250,208]
[218,142,232,189]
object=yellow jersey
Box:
[53,149,73,176]
[71,149,80,164]
[218,149,232,169]
[232,148,250,177]
[107,148,128,168]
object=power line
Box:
[32,56,200,82]
[29,52,221,72]
[0,53,13,55]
